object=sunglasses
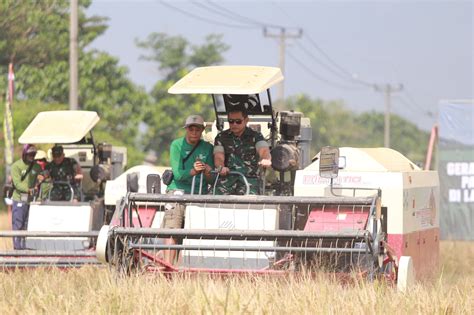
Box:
[228,119,243,125]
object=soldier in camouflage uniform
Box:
[214,106,272,195]
[45,145,83,201]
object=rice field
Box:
[0,211,473,314]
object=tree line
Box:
[0,1,430,190]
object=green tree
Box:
[136,33,228,82]
[0,0,107,67]
[136,33,229,164]
[287,94,368,153]
[0,1,149,167]
[355,112,430,164]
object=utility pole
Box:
[374,83,403,148]
[69,0,79,110]
[264,27,302,106]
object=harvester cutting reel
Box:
[96,193,398,281]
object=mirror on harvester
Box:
[126,173,139,193]
[147,174,161,194]
[319,146,340,179]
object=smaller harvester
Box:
[0,111,127,268]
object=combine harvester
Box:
[0,111,132,268]
[96,66,440,290]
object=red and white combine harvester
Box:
[95,66,439,290]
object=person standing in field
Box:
[10,144,42,249]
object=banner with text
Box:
[438,100,474,240]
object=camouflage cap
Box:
[184,115,205,128]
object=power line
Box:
[402,89,426,113]
[270,1,298,25]
[304,34,381,89]
[159,1,257,30]
[204,0,263,27]
[271,1,375,88]
[294,40,363,86]
[192,1,304,102]
[394,95,423,115]
[171,1,375,92]
[304,33,356,79]
[276,0,415,143]
[395,94,434,117]
[287,50,365,90]
[196,1,368,92]
[207,0,297,30]
[191,1,260,26]
[162,0,419,122]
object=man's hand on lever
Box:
[192,160,213,176]
[218,166,230,176]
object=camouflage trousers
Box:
[214,176,259,195]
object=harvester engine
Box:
[270,111,309,196]
[271,111,302,172]
[90,143,126,185]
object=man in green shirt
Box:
[166,115,214,194]
[162,114,214,264]
[11,144,42,249]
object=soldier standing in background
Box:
[213,106,272,195]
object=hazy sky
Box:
[87,0,473,131]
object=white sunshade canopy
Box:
[19,110,100,144]
[168,66,284,95]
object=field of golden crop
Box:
[0,211,473,314]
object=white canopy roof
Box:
[19,111,100,144]
[168,66,284,95]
